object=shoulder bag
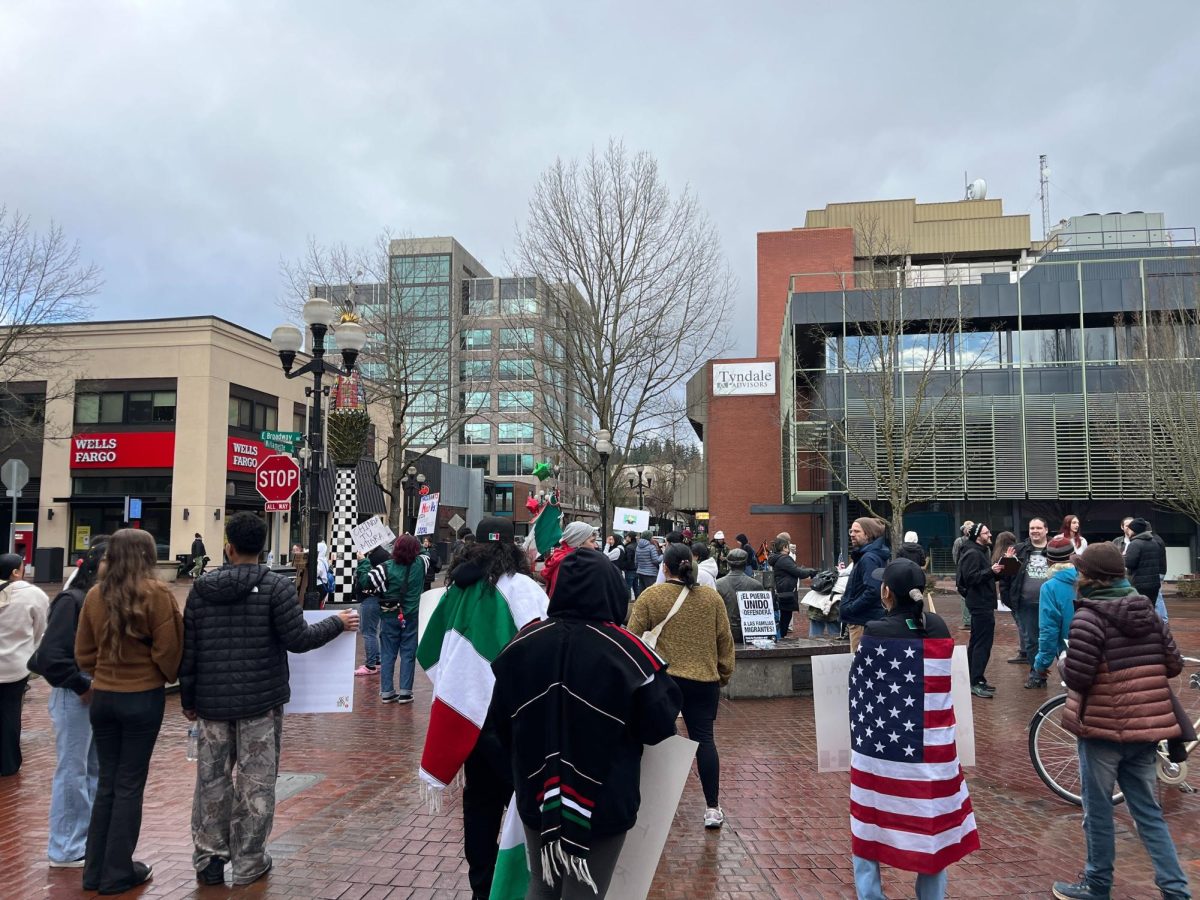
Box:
[641,585,690,651]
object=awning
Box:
[313,459,388,516]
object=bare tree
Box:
[509,140,735,507]
[280,234,485,531]
[794,219,996,547]
[1114,275,1200,524]
[0,207,101,454]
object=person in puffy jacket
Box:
[634,532,663,596]
[1052,542,1190,900]
[1122,518,1167,605]
[839,518,889,653]
[182,513,357,888]
[766,537,816,640]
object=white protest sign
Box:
[415,492,439,536]
[736,590,776,641]
[811,646,975,772]
[284,611,356,714]
[611,506,650,534]
[350,517,396,555]
[417,586,446,644]
[606,735,698,900]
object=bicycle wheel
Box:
[1029,693,1125,806]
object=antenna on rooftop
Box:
[1039,154,1051,240]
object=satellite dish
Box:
[966,178,987,200]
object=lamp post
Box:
[270,298,367,609]
[594,428,613,545]
[403,465,427,535]
[629,463,652,511]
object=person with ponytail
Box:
[864,558,949,641]
[628,543,734,831]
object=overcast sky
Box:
[3,2,1198,357]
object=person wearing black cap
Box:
[955,523,1005,698]
[489,549,681,897]
[865,559,949,640]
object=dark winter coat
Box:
[714,571,765,643]
[27,587,91,694]
[894,542,927,569]
[863,604,950,639]
[191,538,206,560]
[1123,531,1167,602]
[1062,587,1184,744]
[955,540,999,613]
[840,537,889,626]
[180,564,345,720]
[619,542,638,573]
[767,552,817,612]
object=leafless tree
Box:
[794,219,996,547]
[280,234,486,531]
[0,207,101,455]
[509,140,736,508]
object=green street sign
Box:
[261,430,303,445]
[263,440,295,454]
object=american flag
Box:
[849,635,979,874]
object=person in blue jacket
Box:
[1031,535,1078,684]
[839,517,890,653]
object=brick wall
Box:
[756,228,854,358]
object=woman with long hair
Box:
[1059,514,1088,552]
[33,536,109,867]
[358,535,425,704]
[628,543,734,830]
[75,529,182,894]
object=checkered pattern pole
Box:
[330,466,358,603]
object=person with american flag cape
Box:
[849,558,979,900]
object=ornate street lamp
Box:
[594,428,613,544]
[629,463,652,511]
[270,298,367,609]
[403,464,427,535]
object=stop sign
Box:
[256,454,301,503]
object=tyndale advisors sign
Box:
[713,361,776,396]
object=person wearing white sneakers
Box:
[628,543,734,829]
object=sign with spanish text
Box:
[611,506,650,534]
[70,432,175,469]
[415,492,440,536]
[736,590,776,641]
[350,517,397,555]
[713,361,776,397]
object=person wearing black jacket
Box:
[489,548,681,898]
[1123,518,1167,605]
[31,536,109,867]
[955,523,1005,698]
[767,537,817,640]
[180,513,358,887]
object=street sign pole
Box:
[1,459,30,553]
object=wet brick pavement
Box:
[1,589,1198,899]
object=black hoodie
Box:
[180,563,344,720]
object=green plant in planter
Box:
[1176,575,1200,600]
[327,408,371,467]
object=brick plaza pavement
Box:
[1,589,1197,899]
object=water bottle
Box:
[186,725,199,762]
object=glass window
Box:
[74,393,99,424]
[461,422,491,444]
[459,359,492,381]
[253,404,278,431]
[491,484,514,513]
[465,280,496,316]
[501,293,539,316]
[99,392,123,423]
[498,423,534,443]
[294,411,306,434]
[1083,326,1118,362]
[127,391,153,423]
[498,358,535,380]
[409,393,444,414]
[499,327,534,349]
[498,390,533,410]
[1019,328,1080,366]
[152,391,176,422]
[497,453,535,476]
[460,391,490,412]
[544,335,564,359]
[457,454,491,474]
[410,320,448,347]
[461,329,493,350]
[956,332,1003,368]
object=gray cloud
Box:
[2,1,1198,356]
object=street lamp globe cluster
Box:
[630,463,652,511]
[269,296,368,609]
[403,465,427,535]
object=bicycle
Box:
[1029,655,1200,805]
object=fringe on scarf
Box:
[419,781,444,815]
[539,839,598,894]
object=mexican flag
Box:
[489,797,530,900]
[416,573,547,796]
[532,495,563,555]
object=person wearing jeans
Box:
[378,610,418,703]
[1052,542,1191,900]
[853,856,946,900]
[362,535,425,704]
[356,596,381,675]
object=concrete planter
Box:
[154,560,179,583]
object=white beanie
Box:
[713,531,725,540]
[904,531,919,544]
[561,521,595,549]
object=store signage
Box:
[228,436,275,473]
[713,361,776,397]
[70,432,176,469]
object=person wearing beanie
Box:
[955,523,1006,698]
[489,549,681,898]
[1050,542,1189,900]
[416,517,548,899]
[839,517,890,653]
[1006,517,1052,672]
[709,531,730,578]
[1122,517,1167,609]
[1031,536,1078,685]
[0,551,49,778]
[540,521,598,598]
[894,530,927,570]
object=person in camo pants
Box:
[180,513,358,887]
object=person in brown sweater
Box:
[628,542,734,831]
[1051,542,1190,900]
[74,528,183,896]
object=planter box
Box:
[154,561,179,584]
